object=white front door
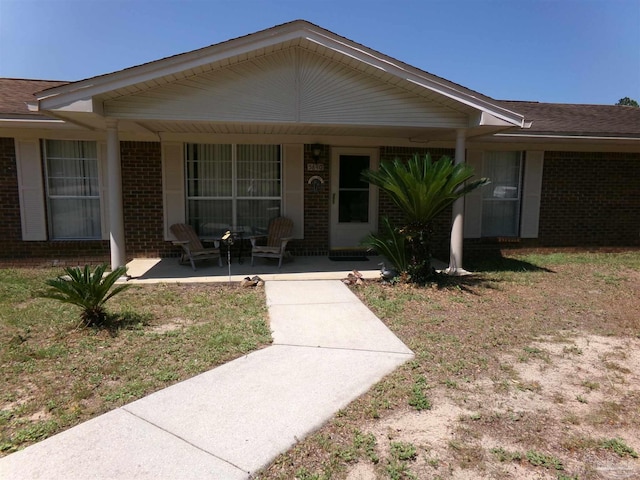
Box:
[330,147,378,249]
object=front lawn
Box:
[257,250,640,480]
[0,269,271,455]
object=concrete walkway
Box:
[0,280,413,479]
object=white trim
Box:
[162,142,186,240]
[35,21,524,128]
[98,142,110,241]
[463,150,483,238]
[329,146,379,249]
[282,144,304,239]
[495,133,640,141]
[15,138,47,241]
[520,151,544,238]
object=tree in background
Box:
[616,97,639,107]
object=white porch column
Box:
[448,129,467,275]
[106,119,126,270]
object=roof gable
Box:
[35,20,524,128]
[103,47,468,128]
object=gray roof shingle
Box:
[499,100,640,138]
[0,78,68,116]
[1,78,639,139]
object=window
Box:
[185,144,281,236]
[481,151,523,237]
[43,140,101,240]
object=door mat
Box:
[328,256,369,262]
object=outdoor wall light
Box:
[311,144,323,163]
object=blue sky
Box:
[1,0,638,105]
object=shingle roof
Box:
[1,78,639,139]
[0,78,68,116]
[499,100,640,138]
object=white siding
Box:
[520,151,544,238]
[282,144,304,239]
[162,142,186,240]
[105,48,467,128]
[463,150,483,238]
[15,139,47,241]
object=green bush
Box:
[42,264,131,327]
[362,217,408,274]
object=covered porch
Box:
[29,21,526,276]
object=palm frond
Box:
[41,264,130,327]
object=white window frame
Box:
[185,143,282,236]
[42,139,102,240]
[481,151,523,238]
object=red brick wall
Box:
[291,144,331,254]
[121,141,175,257]
[0,137,110,265]
[0,137,21,244]
[538,151,640,246]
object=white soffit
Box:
[103,48,468,128]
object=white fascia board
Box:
[302,31,526,128]
[35,21,525,129]
[477,111,515,127]
[495,133,640,142]
[37,25,309,110]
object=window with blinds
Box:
[185,144,281,236]
[43,140,101,240]
[481,151,523,237]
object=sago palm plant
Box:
[362,153,487,282]
[42,264,130,327]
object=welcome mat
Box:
[328,256,369,262]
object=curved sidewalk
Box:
[0,280,413,479]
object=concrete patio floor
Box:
[125,254,387,283]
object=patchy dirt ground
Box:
[347,334,640,479]
[258,251,640,480]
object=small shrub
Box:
[42,264,131,327]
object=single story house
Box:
[1,20,639,271]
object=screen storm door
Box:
[330,148,378,248]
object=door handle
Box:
[332,193,336,205]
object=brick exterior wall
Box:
[2,136,639,265]
[538,151,640,246]
[0,137,110,265]
[121,141,175,258]
[291,144,332,254]
[0,137,21,245]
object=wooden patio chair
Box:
[250,217,293,269]
[170,223,222,271]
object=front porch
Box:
[125,255,387,284]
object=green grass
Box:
[0,268,271,455]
